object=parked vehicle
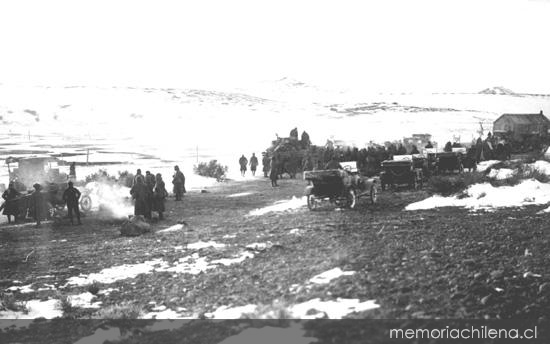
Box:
[304,162,377,210]
[435,152,464,174]
[4,156,92,220]
[380,159,423,190]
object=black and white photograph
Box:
[0,0,549,343]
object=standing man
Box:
[269,156,279,187]
[2,182,20,224]
[262,153,271,177]
[239,155,248,177]
[31,183,46,227]
[69,162,77,181]
[133,169,144,187]
[130,175,151,218]
[153,173,168,220]
[63,181,82,225]
[249,153,258,176]
[145,171,155,215]
[172,165,186,201]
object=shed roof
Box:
[494,112,549,126]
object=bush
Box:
[117,170,135,188]
[91,302,144,319]
[0,292,28,313]
[429,172,487,196]
[85,169,117,184]
[194,160,228,181]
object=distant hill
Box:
[478,86,516,95]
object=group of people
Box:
[129,165,186,220]
[1,180,82,226]
[238,154,259,177]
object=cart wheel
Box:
[307,194,317,211]
[80,195,92,212]
[369,185,378,204]
[347,189,357,209]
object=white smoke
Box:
[84,181,134,219]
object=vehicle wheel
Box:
[346,189,357,209]
[369,185,378,204]
[80,195,92,212]
[307,194,317,210]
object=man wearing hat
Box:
[63,181,82,225]
[31,183,46,227]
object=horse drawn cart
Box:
[303,162,378,210]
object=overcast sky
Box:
[0,0,548,93]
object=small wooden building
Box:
[493,111,550,140]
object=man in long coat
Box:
[172,165,186,201]
[63,181,82,225]
[249,153,259,176]
[2,182,20,224]
[130,175,152,218]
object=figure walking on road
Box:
[269,156,279,187]
[249,153,258,176]
[63,181,82,225]
[239,155,248,177]
[130,175,152,219]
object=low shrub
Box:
[429,172,487,196]
[194,160,228,181]
[85,169,117,184]
[117,170,135,188]
[91,302,144,319]
[0,292,28,313]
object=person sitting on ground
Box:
[2,182,20,224]
[63,181,82,225]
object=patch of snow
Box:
[222,234,237,239]
[406,179,550,211]
[245,242,271,251]
[488,168,515,180]
[162,253,215,274]
[217,323,317,344]
[211,251,255,266]
[157,224,184,233]
[289,228,302,235]
[97,288,118,296]
[209,304,258,319]
[0,299,62,319]
[187,240,226,250]
[65,258,169,286]
[37,275,54,279]
[527,160,550,175]
[248,196,306,216]
[6,284,34,293]
[69,292,102,309]
[477,160,500,172]
[227,192,255,198]
[290,298,380,319]
[309,268,356,285]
